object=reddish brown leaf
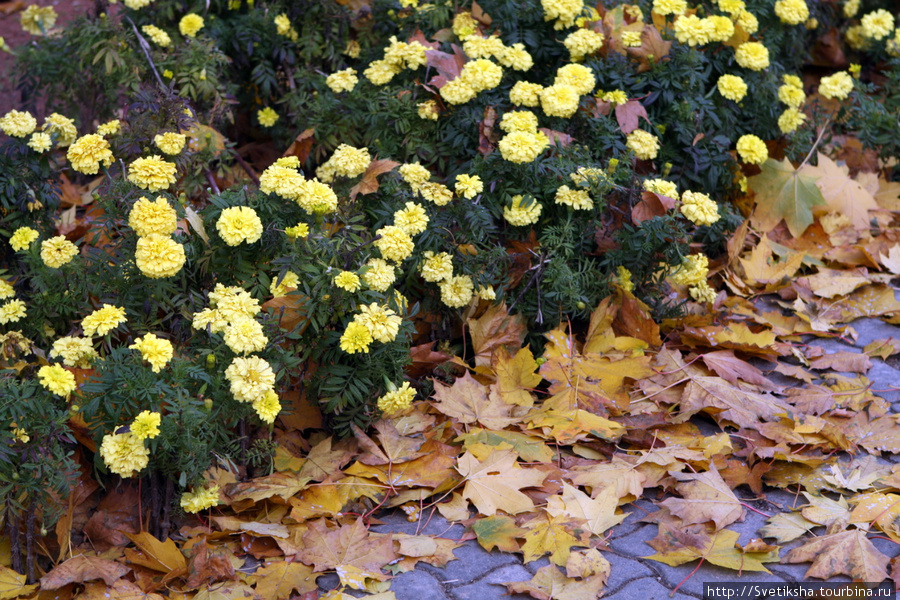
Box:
[349,158,401,199]
[479,106,499,155]
[185,540,237,590]
[614,100,650,134]
[632,191,675,225]
[41,555,130,590]
[282,128,315,165]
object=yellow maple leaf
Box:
[456,450,546,515]
[520,511,589,566]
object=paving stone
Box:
[845,318,900,348]
[604,550,656,590]
[417,539,520,584]
[389,569,452,599]
[371,510,466,538]
[867,361,900,404]
[609,521,659,557]
[806,337,857,355]
[605,575,689,599]
[651,556,791,598]
[609,498,657,540]
[448,563,534,600]
[523,556,550,575]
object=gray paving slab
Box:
[389,569,452,599]
[448,563,534,600]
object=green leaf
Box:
[749,158,826,238]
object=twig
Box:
[799,117,832,170]
[232,151,260,186]
[205,170,221,195]
[126,17,165,88]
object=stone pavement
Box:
[318,317,900,599]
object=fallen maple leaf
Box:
[546,483,625,536]
[647,522,776,572]
[0,566,37,600]
[431,371,521,430]
[491,345,542,407]
[758,512,817,543]
[250,560,319,599]
[467,302,527,367]
[349,158,400,199]
[520,511,589,566]
[472,515,525,552]
[505,563,607,600]
[226,471,311,503]
[800,153,878,231]
[614,99,650,134]
[660,466,744,530]
[124,531,187,574]
[749,157,827,238]
[785,529,889,581]
[298,518,396,572]
[41,554,131,590]
[456,449,547,515]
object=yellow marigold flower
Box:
[460,59,504,92]
[452,12,478,38]
[500,111,538,134]
[419,182,454,206]
[334,271,361,292]
[253,389,281,424]
[774,0,808,25]
[340,320,373,354]
[394,202,429,235]
[124,0,154,8]
[131,410,161,440]
[97,120,121,136]
[328,144,371,178]
[570,167,607,187]
[643,178,679,199]
[849,63,861,78]
[209,283,261,321]
[541,0,583,28]
[417,100,440,120]
[736,134,768,164]
[180,484,220,513]
[477,285,496,300]
[680,191,720,226]
[142,24,171,47]
[257,107,279,127]
[135,234,185,278]
[540,83,580,118]
[462,34,505,59]
[778,107,807,134]
[555,64,595,95]
[735,42,769,71]
[375,225,414,263]
[510,82,544,107]
[718,0,745,15]
[43,113,76,146]
[364,60,401,86]
[377,382,416,414]
[782,74,802,88]
[163,69,174,78]
[224,317,268,355]
[778,83,805,108]
[708,16,735,42]
[27,132,51,153]
[439,275,475,308]
[674,15,715,46]
[626,129,660,160]
[499,130,550,163]
[0,280,14,299]
[454,174,483,199]
[717,75,747,102]
[192,308,226,334]
[845,25,868,50]
[555,185,593,210]
[363,258,396,292]
[217,206,263,246]
[440,78,477,105]
[690,280,717,304]
[398,162,431,189]
[225,355,275,402]
[128,155,177,191]
[354,303,402,343]
[285,223,310,240]
[861,9,894,40]
[259,163,305,199]
[67,134,114,174]
[497,43,533,71]
[326,68,358,93]
[154,132,186,155]
[100,432,149,478]
[179,13,204,37]
[50,336,97,368]
[129,197,177,237]
[843,0,860,18]
[421,251,453,282]
[564,29,604,61]
[40,236,78,268]
[622,31,643,47]
[344,40,361,58]
[270,271,300,297]
[20,5,57,35]
[83,304,127,337]
[735,10,759,34]
[275,156,300,168]
[13,428,29,444]
[0,300,26,324]
[819,71,854,100]
[296,179,338,214]
[670,253,709,287]
[38,364,75,397]
[616,266,635,292]
[274,13,292,36]
[653,0,687,16]
[504,195,542,226]
[10,227,38,251]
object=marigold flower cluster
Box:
[180,485,220,513]
[44,113,77,146]
[626,129,660,161]
[716,74,747,102]
[154,132,186,155]
[680,191,720,226]
[179,14,204,38]
[317,144,371,182]
[504,195,543,227]
[0,110,36,138]
[129,333,174,372]
[735,42,770,71]
[217,206,263,246]
[736,134,768,165]
[20,5,57,35]
[326,68,358,93]
[83,304,128,337]
[670,254,717,304]
[564,29,604,61]
[462,34,532,71]
[9,227,39,252]
[774,0,809,25]
[861,9,894,40]
[38,364,77,397]
[224,355,280,425]
[131,411,161,440]
[777,74,807,134]
[555,185,593,210]
[541,0,584,30]
[819,71,854,101]
[258,107,279,127]
[142,25,171,47]
[100,432,150,478]
[68,134,114,175]
[193,283,262,335]
[50,336,97,368]
[364,35,428,86]
[271,271,300,298]
[128,155,178,191]
[40,236,79,269]
[377,382,416,414]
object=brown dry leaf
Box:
[628,25,672,72]
[185,540,238,589]
[546,484,625,536]
[863,338,900,360]
[349,158,400,199]
[0,565,37,600]
[41,554,130,590]
[457,428,555,463]
[425,45,466,85]
[250,560,318,599]
[614,100,650,134]
[758,512,817,543]
[785,530,889,581]
[857,416,900,454]
[405,341,452,378]
[123,532,187,574]
[262,293,310,334]
[678,375,789,430]
[83,485,140,551]
[456,450,547,516]
[739,234,804,286]
[632,191,676,225]
[700,350,781,391]
[431,371,521,430]
[282,128,315,164]
[354,420,424,465]
[659,466,744,530]
[567,456,646,500]
[226,471,311,503]
[800,153,878,230]
[647,522,776,572]
[77,579,165,600]
[491,345,542,407]
[505,564,607,600]
[467,303,527,367]
[880,245,900,274]
[805,267,871,299]
[874,179,900,210]
[800,493,851,529]
[298,518,396,572]
[808,352,872,373]
[520,511,589,566]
